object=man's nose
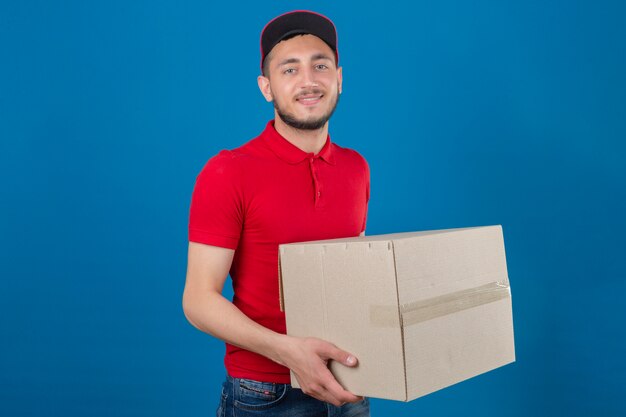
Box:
[299,67,319,87]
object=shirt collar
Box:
[261,120,336,165]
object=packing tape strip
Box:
[370,281,510,327]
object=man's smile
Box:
[296,93,324,106]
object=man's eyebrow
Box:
[277,57,301,67]
[311,53,333,62]
[277,53,334,67]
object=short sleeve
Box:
[188,150,244,250]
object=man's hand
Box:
[275,336,363,406]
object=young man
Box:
[183,10,371,416]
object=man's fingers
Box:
[319,368,362,404]
[319,343,358,367]
[315,384,359,407]
[291,338,362,406]
[299,379,343,406]
[318,386,344,407]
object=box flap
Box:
[280,240,407,400]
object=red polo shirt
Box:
[188,120,370,383]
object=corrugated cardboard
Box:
[278,225,515,401]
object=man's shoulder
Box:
[197,134,265,177]
[331,142,369,169]
[195,150,240,185]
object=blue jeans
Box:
[216,375,371,417]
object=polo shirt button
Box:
[310,158,314,163]
[317,191,321,197]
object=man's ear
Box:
[337,66,343,94]
[257,75,273,102]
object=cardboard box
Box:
[278,225,515,401]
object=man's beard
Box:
[274,89,339,131]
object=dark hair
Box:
[262,49,273,78]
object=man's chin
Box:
[277,113,330,131]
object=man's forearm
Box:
[183,286,361,406]
[183,290,289,366]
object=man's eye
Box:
[315,64,328,70]
[283,68,296,74]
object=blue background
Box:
[1,1,625,416]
